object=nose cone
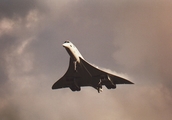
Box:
[63,43,68,48]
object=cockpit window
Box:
[64,40,70,43]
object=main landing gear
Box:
[97,80,103,93]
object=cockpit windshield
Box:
[64,40,70,43]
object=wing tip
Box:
[52,86,55,90]
[52,83,57,89]
[128,81,134,84]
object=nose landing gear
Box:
[74,61,77,72]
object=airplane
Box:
[52,40,134,93]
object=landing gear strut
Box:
[97,80,103,93]
[74,61,77,72]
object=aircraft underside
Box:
[67,70,117,93]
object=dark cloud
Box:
[0,0,38,19]
[1,0,172,120]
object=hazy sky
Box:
[0,0,172,120]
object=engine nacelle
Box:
[101,74,116,89]
[105,84,116,89]
[70,86,81,91]
[69,78,81,91]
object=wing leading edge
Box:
[79,57,134,85]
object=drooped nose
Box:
[63,43,68,48]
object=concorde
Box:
[52,41,134,93]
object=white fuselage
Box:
[63,41,84,62]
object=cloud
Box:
[0,0,39,19]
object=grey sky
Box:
[0,0,172,120]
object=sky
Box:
[0,0,172,120]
